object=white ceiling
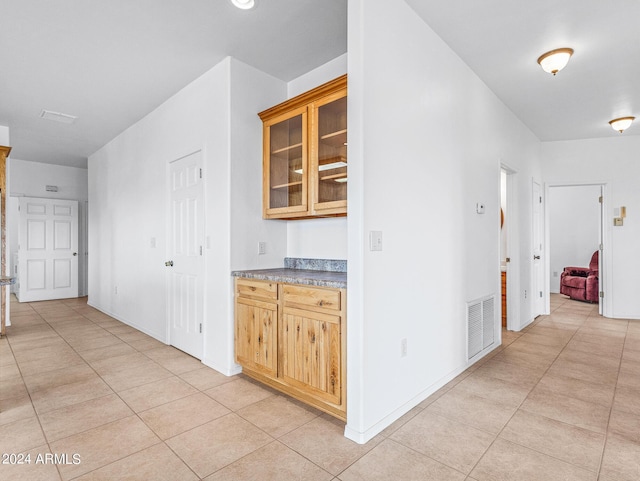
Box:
[0,0,347,168]
[405,0,640,142]
[2,0,638,169]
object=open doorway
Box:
[547,183,604,315]
[500,165,519,330]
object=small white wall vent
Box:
[40,110,77,124]
[467,295,495,359]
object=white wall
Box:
[541,136,640,318]
[88,57,286,374]
[0,126,9,145]
[285,54,348,260]
[288,53,347,98]
[9,159,88,200]
[346,0,542,443]
[8,159,89,295]
[548,185,600,293]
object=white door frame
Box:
[544,181,611,318]
[501,163,520,331]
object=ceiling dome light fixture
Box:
[537,48,574,75]
[609,116,635,133]
[231,0,255,9]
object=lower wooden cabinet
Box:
[235,298,278,378]
[234,277,346,420]
[501,271,507,327]
[281,307,342,406]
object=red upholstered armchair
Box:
[560,251,599,303]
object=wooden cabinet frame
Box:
[0,146,10,337]
[259,75,347,220]
[234,277,347,420]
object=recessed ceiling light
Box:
[537,48,574,76]
[231,0,255,9]
[40,109,77,124]
[609,116,635,133]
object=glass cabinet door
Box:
[265,107,308,214]
[312,91,347,212]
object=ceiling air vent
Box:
[40,110,77,124]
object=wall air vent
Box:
[40,110,77,124]
[467,295,496,359]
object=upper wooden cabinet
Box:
[259,75,347,219]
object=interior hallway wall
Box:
[88,57,286,374]
[346,0,542,443]
[9,159,89,296]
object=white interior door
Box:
[18,197,79,302]
[167,151,204,359]
[532,181,545,316]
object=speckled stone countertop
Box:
[232,258,347,288]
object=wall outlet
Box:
[524,289,527,299]
[401,338,407,357]
[258,241,266,255]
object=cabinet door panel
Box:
[264,106,308,216]
[236,298,277,377]
[282,307,341,405]
[311,89,347,214]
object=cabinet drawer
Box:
[282,284,341,311]
[236,278,278,300]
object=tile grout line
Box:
[431,302,611,478]
[55,298,326,479]
[7,298,169,480]
[473,301,626,478]
[594,317,630,481]
[5,301,65,481]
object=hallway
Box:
[1,294,638,480]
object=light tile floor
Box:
[1,294,639,480]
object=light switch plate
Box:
[369,231,383,251]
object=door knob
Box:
[533,255,541,260]
[165,261,174,267]
[72,252,78,256]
